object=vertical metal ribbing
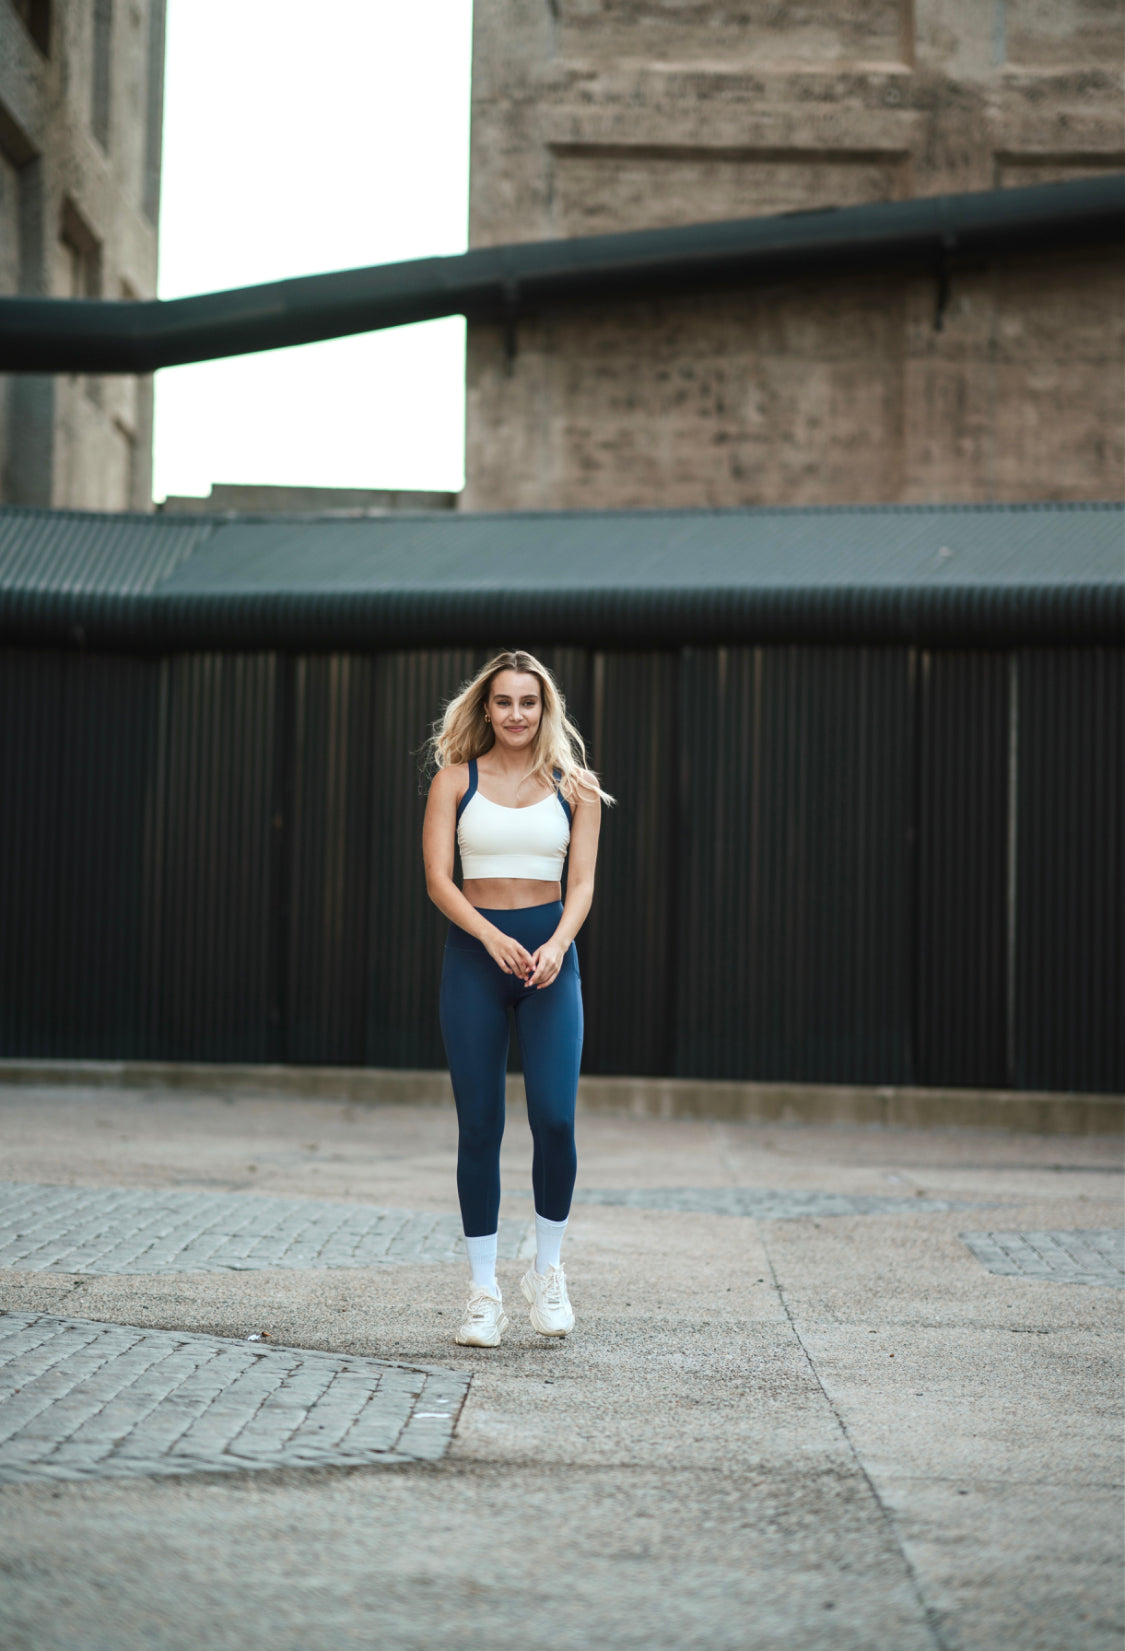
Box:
[914,648,1010,1088]
[1015,648,1124,1093]
[677,643,913,1084]
[145,653,276,1061]
[139,656,170,1056]
[906,645,922,1087]
[0,632,1120,1093]
[673,646,699,1079]
[665,644,684,1080]
[0,649,155,1058]
[578,648,675,1077]
[1005,651,1020,1087]
[266,653,294,1064]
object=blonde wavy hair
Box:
[428,651,614,806]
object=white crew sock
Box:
[465,1232,499,1297]
[535,1213,568,1276]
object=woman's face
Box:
[487,670,542,751]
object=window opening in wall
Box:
[13,0,51,56]
[0,107,41,297]
[93,0,114,151]
[59,200,102,297]
[58,199,103,404]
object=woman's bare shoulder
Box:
[568,768,603,807]
[429,763,468,801]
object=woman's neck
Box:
[482,746,539,779]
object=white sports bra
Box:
[456,758,571,881]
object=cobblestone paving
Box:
[0,1184,533,1275]
[571,1187,983,1219]
[0,1313,471,1485]
[960,1229,1124,1288]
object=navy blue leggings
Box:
[440,901,582,1238]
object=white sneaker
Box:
[520,1263,575,1336]
[454,1285,509,1347]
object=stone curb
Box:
[0,1059,1120,1135]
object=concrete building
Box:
[157,484,458,516]
[0,0,165,509]
[464,0,1125,510]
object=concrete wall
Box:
[464,0,1125,510]
[0,0,164,509]
[158,484,459,515]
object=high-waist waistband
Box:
[445,900,564,953]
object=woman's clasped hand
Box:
[483,930,533,978]
[526,940,565,987]
[482,931,565,987]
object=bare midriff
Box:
[463,878,563,910]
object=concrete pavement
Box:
[0,1081,1120,1650]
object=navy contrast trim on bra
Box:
[455,757,479,824]
[456,757,571,826]
[553,768,572,826]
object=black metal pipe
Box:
[2,174,1122,374]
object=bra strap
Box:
[456,757,478,823]
[552,766,572,826]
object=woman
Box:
[423,650,612,1347]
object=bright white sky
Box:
[152,0,473,503]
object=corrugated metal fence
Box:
[0,639,1120,1091]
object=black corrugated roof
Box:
[1,502,1121,649]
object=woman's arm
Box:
[526,776,602,989]
[422,766,534,977]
